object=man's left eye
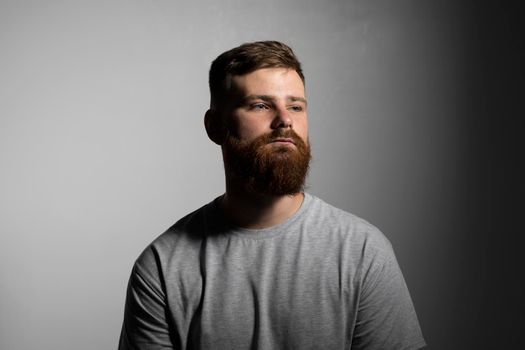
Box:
[289,106,303,112]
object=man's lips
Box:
[270,138,295,145]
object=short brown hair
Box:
[209,41,304,108]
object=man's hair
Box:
[209,40,304,109]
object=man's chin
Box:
[262,143,298,156]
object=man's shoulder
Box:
[157,196,223,243]
[133,197,221,271]
[304,193,393,252]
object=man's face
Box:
[219,68,311,196]
[223,67,308,146]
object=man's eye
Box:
[289,105,303,112]
[251,103,269,110]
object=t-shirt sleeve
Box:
[351,236,426,350]
[118,250,178,350]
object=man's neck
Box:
[221,186,304,229]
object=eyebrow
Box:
[243,94,307,105]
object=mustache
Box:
[260,129,305,146]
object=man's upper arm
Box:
[351,242,426,350]
[119,260,177,350]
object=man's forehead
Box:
[228,68,305,95]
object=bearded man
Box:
[119,41,426,350]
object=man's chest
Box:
[166,238,359,349]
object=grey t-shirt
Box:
[119,193,425,349]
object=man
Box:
[119,41,425,350]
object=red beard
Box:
[222,129,311,196]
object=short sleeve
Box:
[118,254,178,350]
[351,241,426,350]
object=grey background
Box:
[1,0,522,349]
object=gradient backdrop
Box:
[1,1,522,349]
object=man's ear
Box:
[204,109,228,145]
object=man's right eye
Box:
[250,103,269,110]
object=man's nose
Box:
[271,107,292,129]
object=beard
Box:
[222,129,311,196]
